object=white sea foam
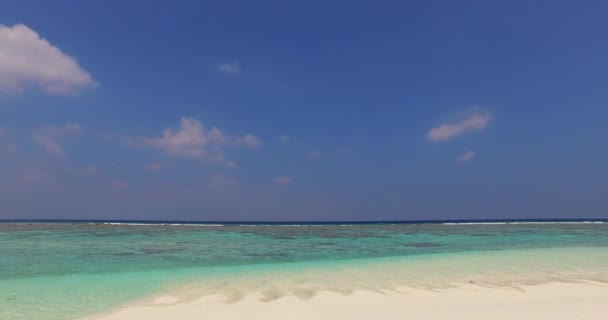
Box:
[5,221,604,227]
[441,221,605,225]
[99,222,225,227]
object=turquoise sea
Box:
[2,221,608,320]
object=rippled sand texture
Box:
[94,282,608,320]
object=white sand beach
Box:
[94,282,608,320]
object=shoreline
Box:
[91,281,608,320]
[7,246,608,320]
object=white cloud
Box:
[0,24,96,95]
[134,117,258,166]
[16,168,53,185]
[144,162,162,171]
[218,62,240,75]
[237,134,262,148]
[306,151,321,159]
[279,135,291,143]
[32,123,83,157]
[138,117,220,158]
[456,150,476,162]
[110,178,129,191]
[273,175,292,186]
[208,127,228,145]
[84,165,99,174]
[428,108,492,142]
[13,167,62,190]
[224,160,238,168]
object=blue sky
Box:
[1,0,607,221]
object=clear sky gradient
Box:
[1,0,607,221]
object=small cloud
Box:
[110,178,129,191]
[208,127,228,145]
[16,168,53,185]
[306,151,321,160]
[144,162,162,171]
[278,135,291,144]
[32,123,83,158]
[207,174,239,191]
[0,24,96,95]
[217,62,240,75]
[84,165,99,174]
[131,117,259,166]
[273,175,292,187]
[137,117,210,158]
[237,134,262,148]
[456,150,476,162]
[428,107,492,142]
[224,160,238,168]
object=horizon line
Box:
[1,218,607,225]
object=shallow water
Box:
[1,222,608,320]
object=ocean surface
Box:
[1,220,608,320]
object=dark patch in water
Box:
[246,252,289,258]
[403,242,442,248]
[272,236,296,240]
[140,247,184,254]
[114,251,137,256]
